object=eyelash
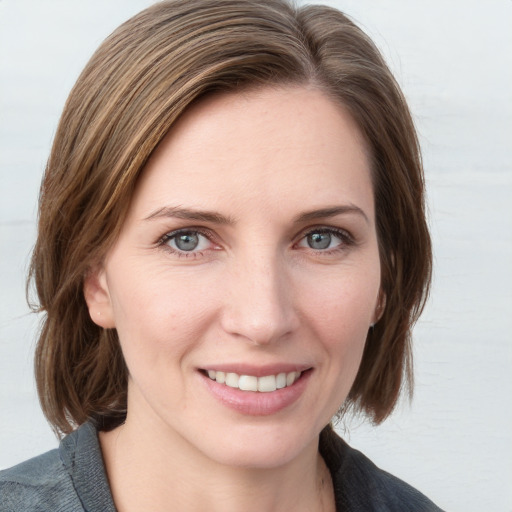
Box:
[297,226,355,255]
[158,228,216,259]
[157,226,355,258]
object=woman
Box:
[0,0,441,510]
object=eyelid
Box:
[296,225,354,242]
[158,227,220,256]
[293,225,356,252]
[159,226,213,242]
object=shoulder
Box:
[0,447,82,512]
[0,423,112,512]
[320,426,445,512]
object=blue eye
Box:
[163,230,212,253]
[297,228,350,251]
[307,232,332,250]
[174,232,200,251]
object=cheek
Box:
[106,263,218,366]
[294,270,376,422]
[301,268,379,339]
[299,265,379,383]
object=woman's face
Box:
[86,86,382,468]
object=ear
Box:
[371,289,386,326]
[83,266,116,328]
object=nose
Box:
[220,249,299,345]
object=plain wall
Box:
[1,1,511,511]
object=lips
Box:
[206,370,301,392]
[199,367,312,415]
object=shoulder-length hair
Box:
[29,0,431,435]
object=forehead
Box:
[130,86,374,222]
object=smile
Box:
[205,370,302,392]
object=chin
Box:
[190,421,321,470]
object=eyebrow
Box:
[144,204,369,225]
[294,205,369,225]
[144,206,236,225]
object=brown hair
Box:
[29,0,431,435]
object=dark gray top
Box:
[0,423,444,511]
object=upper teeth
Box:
[206,370,301,392]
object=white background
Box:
[1,1,511,511]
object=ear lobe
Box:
[372,290,386,326]
[83,266,116,328]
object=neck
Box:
[100,413,334,512]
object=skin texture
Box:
[84,86,382,512]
